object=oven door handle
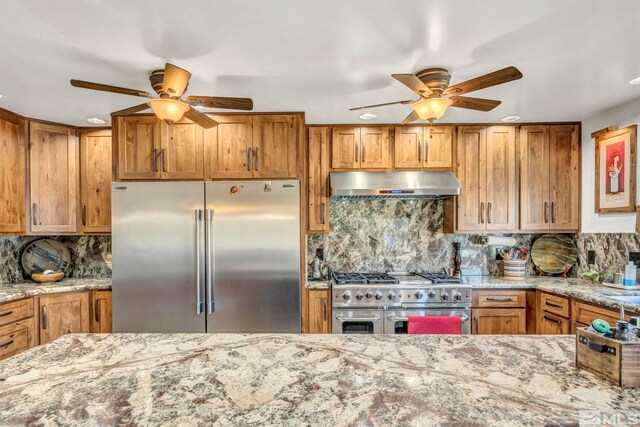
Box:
[388,313,470,322]
[335,314,381,322]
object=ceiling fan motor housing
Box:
[149,69,165,95]
[416,67,452,95]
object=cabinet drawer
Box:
[473,290,526,308]
[0,298,34,327]
[540,292,570,318]
[0,318,33,360]
[572,301,624,327]
[539,312,570,335]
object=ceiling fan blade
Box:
[402,110,420,124]
[349,99,414,111]
[162,63,192,98]
[449,96,501,112]
[187,96,253,111]
[445,66,523,96]
[111,103,151,115]
[391,74,433,96]
[70,79,152,98]
[184,106,219,129]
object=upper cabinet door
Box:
[80,129,112,233]
[456,126,487,231]
[331,127,360,169]
[425,126,453,170]
[160,120,204,180]
[116,116,161,180]
[394,126,423,169]
[252,115,297,178]
[485,126,517,231]
[207,115,253,179]
[520,126,551,231]
[0,114,26,234]
[360,127,390,169]
[29,122,79,234]
[549,125,579,231]
[307,127,329,233]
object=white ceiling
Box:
[1,0,640,126]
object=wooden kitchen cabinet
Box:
[456,125,517,231]
[520,125,579,231]
[394,126,453,170]
[29,122,79,234]
[252,115,298,178]
[0,111,26,234]
[38,292,90,345]
[80,129,112,233]
[472,308,526,334]
[307,127,330,233]
[308,289,331,334]
[116,116,161,180]
[331,126,390,169]
[207,115,253,179]
[160,119,205,180]
[0,298,35,361]
[91,290,112,333]
[539,311,570,334]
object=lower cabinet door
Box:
[308,289,331,334]
[0,318,34,361]
[91,290,112,333]
[472,308,526,334]
[539,311,570,335]
[39,292,90,345]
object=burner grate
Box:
[331,272,399,285]
[415,272,463,284]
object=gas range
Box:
[331,271,472,309]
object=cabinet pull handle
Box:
[0,310,14,318]
[544,202,549,223]
[486,297,513,302]
[418,140,422,161]
[95,299,101,323]
[321,202,326,225]
[424,138,429,164]
[544,315,562,325]
[474,316,479,333]
[551,202,557,223]
[82,205,87,226]
[153,148,158,172]
[32,203,38,226]
[546,301,563,309]
[355,141,359,162]
[323,298,327,322]
[253,148,258,171]
[42,305,48,330]
[246,148,251,171]
[487,202,492,224]
[480,202,485,224]
[362,141,366,163]
[0,340,14,350]
[161,148,166,173]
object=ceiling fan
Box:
[70,63,254,128]
[350,66,523,123]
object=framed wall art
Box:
[595,125,637,213]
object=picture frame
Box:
[595,125,637,213]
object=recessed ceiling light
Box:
[358,112,377,120]
[86,117,106,125]
[628,76,640,85]
[500,115,521,123]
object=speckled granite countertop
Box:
[464,276,640,313]
[0,278,111,303]
[0,333,638,426]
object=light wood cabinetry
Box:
[38,292,90,345]
[536,292,571,335]
[116,116,161,180]
[539,311,570,334]
[80,129,112,233]
[0,112,26,234]
[160,120,205,180]
[394,126,453,170]
[29,122,79,234]
[456,126,517,231]
[571,300,626,334]
[91,290,112,333]
[307,127,330,233]
[473,290,526,308]
[0,298,35,361]
[520,125,579,231]
[252,115,298,178]
[472,308,526,334]
[308,289,331,334]
[331,127,390,169]
[207,115,253,179]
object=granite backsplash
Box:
[0,236,111,283]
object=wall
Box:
[581,97,640,232]
[0,236,111,283]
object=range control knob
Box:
[440,291,450,301]
[365,291,374,300]
[342,292,351,301]
[374,292,383,300]
[452,291,462,301]
[387,291,396,301]
[414,290,425,299]
[355,292,364,301]
[427,290,437,299]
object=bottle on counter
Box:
[624,261,637,286]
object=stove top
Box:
[331,272,398,285]
[415,272,463,284]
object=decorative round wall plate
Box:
[21,239,71,276]
[531,234,577,275]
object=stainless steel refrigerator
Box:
[111,181,301,333]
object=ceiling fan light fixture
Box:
[147,98,190,123]
[411,97,453,121]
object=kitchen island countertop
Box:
[0,278,111,303]
[1,333,639,426]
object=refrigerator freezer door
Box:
[206,180,301,333]
[112,182,205,332]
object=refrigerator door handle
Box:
[195,209,204,314]
[206,209,215,314]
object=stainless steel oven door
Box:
[332,309,384,334]
[384,309,471,334]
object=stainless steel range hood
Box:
[330,171,461,199]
